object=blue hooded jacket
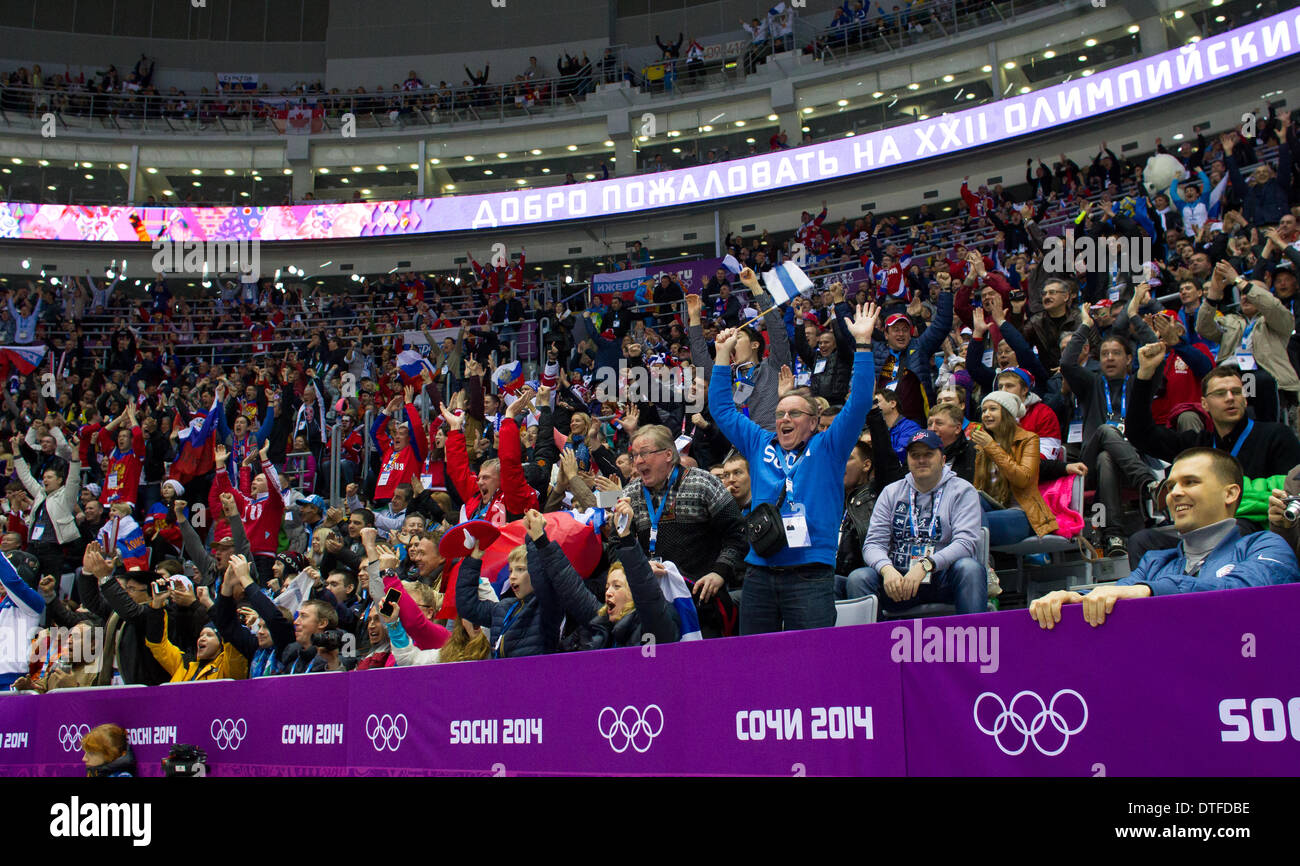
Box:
[1114,526,1299,595]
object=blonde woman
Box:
[971,391,1059,546]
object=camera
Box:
[162,744,208,777]
[1283,496,1300,525]
[311,629,346,652]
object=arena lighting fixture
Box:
[942,74,954,82]
[430,158,441,164]
[801,125,810,132]
[497,152,508,159]
[565,275,573,284]
[767,113,778,121]
[734,120,745,127]
[837,98,849,106]
[1077,54,1088,62]
[609,156,616,161]
[86,173,95,180]
[667,130,680,137]
[872,90,883,98]
[224,169,235,175]
[19,259,29,269]
[585,173,595,180]
[239,191,249,197]
[445,184,455,190]
[1173,132,1185,141]
[1081,69,1094,76]
[9,157,22,165]
[707,112,725,123]
[1187,35,1201,43]
[1085,38,1097,47]
[1211,0,1223,6]
[700,124,713,131]
[146,167,157,173]
[192,180,201,186]
[283,168,293,175]
[377,165,388,171]
[1127,24,1140,34]
[319,261,332,268]
[190,168,201,174]
[162,189,173,195]
[1174,9,1184,17]
[38,159,49,166]
[464,155,475,161]
[483,169,493,175]
[530,148,542,154]
[638,134,649,141]
[672,147,682,153]
[981,64,992,72]
[1215,15,1225,22]
[603,140,614,147]
[907,83,920,90]
[801,107,813,114]
[46,184,55,190]
[1003,61,1016,69]
[340,177,349,183]
[541,167,551,173]
[745,138,754,144]
[361,188,372,194]
[1043,50,1056,59]
[1,168,8,174]
[318,167,330,174]
[409,163,417,169]
[516,179,526,185]
[351,274,361,282]
[1019,86,1031,94]
[966,92,976,100]
[566,144,577,151]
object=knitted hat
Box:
[981,390,1025,421]
[162,479,185,497]
[275,551,309,574]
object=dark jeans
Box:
[1081,424,1154,536]
[739,563,835,635]
[845,557,987,616]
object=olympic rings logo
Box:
[210,718,247,750]
[597,705,664,754]
[974,689,1088,757]
[58,724,90,752]
[365,713,408,752]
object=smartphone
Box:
[380,588,402,618]
[152,578,169,597]
[595,488,620,509]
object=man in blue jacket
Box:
[709,300,880,633]
[1030,447,1300,629]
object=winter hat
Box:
[275,551,309,574]
[981,390,1025,421]
[162,479,185,497]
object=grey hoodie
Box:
[688,303,791,432]
[863,465,982,575]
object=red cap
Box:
[884,313,912,329]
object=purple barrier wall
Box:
[1,584,1297,777]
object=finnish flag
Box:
[762,261,815,306]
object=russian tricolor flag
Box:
[492,360,525,395]
[396,349,435,386]
[659,560,703,641]
[0,345,47,377]
[98,514,151,572]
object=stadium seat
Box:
[994,475,1090,591]
[834,595,878,626]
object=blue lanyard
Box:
[645,467,680,556]
[1241,319,1258,352]
[908,485,943,540]
[1103,375,1128,423]
[494,600,523,659]
[888,350,905,385]
[1225,418,1254,459]
[471,498,490,520]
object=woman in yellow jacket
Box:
[971,390,1059,546]
[144,579,249,682]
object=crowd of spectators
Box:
[2,101,1300,702]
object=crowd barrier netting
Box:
[1,583,1297,777]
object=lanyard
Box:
[887,350,905,385]
[772,440,811,500]
[1224,418,1255,459]
[471,497,491,520]
[494,600,522,658]
[1103,375,1128,422]
[645,467,680,556]
[1241,318,1258,353]
[908,484,944,541]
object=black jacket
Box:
[456,546,561,658]
[535,532,680,651]
[77,572,209,686]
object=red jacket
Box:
[1021,399,1064,461]
[372,403,427,501]
[445,419,538,526]
[213,457,284,556]
[97,425,145,507]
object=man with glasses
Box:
[710,301,880,633]
[1124,356,1300,565]
[621,425,748,632]
[1026,279,1086,372]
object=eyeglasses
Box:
[1205,388,1245,399]
[774,410,812,420]
[629,448,668,460]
